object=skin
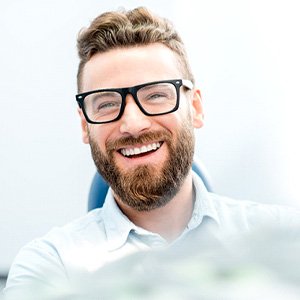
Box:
[78,43,204,241]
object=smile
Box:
[120,142,162,157]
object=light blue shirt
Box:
[4,172,300,299]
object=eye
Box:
[97,101,120,111]
[138,83,176,104]
[88,92,122,113]
[146,92,168,101]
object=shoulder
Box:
[193,171,300,234]
[208,192,300,232]
[55,208,106,240]
[25,207,107,260]
[31,208,107,251]
[4,209,107,297]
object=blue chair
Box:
[88,158,213,211]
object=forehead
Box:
[81,43,183,91]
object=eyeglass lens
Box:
[83,82,177,123]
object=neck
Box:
[114,171,194,242]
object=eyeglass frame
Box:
[76,79,193,124]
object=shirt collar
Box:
[102,171,220,250]
[188,171,220,229]
[102,190,136,251]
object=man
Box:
[4,6,300,299]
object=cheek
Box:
[89,124,121,151]
[153,110,188,137]
[169,106,191,127]
[87,126,106,150]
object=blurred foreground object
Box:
[3,225,300,300]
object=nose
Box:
[119,94,152,137]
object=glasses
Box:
[76,79,193,124]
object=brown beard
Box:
[89,118,195,211]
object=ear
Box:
[191,89,204,128]
[77,108,90,144]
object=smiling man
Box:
[4,6,300,299]
[77,43,202,241]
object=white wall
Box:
[1,0,299,273]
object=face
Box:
[79,43,204,211]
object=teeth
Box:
[120,142,162,157]
[134,148,140,155]
[141,146,147,153]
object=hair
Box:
[76,7,194,92]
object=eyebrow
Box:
[89,91,120,99]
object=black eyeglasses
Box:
[76,79,193,124]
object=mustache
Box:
[106,130,172,151]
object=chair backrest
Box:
[88,159,213,211]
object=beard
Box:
[89,118,195,211]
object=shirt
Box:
[4,172,300,299]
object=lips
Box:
[119,142,162,157]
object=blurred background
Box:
[1,0,299,289]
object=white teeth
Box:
[134,148,140,155]
[120,142,162,157]
[141,146,147,153]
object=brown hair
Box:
[76,7,194,92]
